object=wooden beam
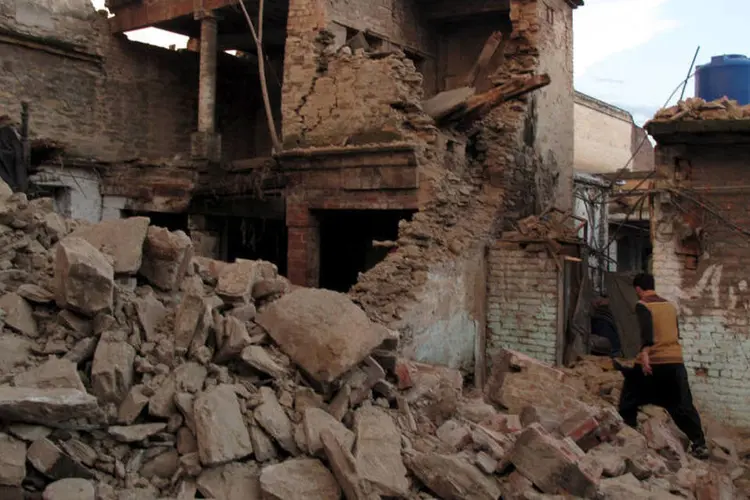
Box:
[109,0,238,33]
[464,31,504,87]
[440,73,551,126]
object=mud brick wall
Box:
[652,142,750,427]
[282,0,430,147]
[487,242,559,365]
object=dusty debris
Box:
[0,183,747,499]
[648,96,750,124]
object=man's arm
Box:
[635,303,654,350]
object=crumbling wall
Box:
[652,143,750,427]
[533,0,575,210]
[487,242,559,364]
[282,0,577,371]
[282,49,425,148]
[478,0,559,224]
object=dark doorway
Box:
[124,210,189,233]
[318,209,415,292]
[225,217,287,276]
[614,221,652,272]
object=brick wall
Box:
[487,242,559,365]
[652,142,750,427]
[0,0,267,162]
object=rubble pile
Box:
[649,96,750,123]
[0,181,748,500]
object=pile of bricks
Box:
[649,97,750,123]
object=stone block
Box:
[509,423,599,498]
[55,238,114,317]
[139,227,193,291]
[193,385,253,467]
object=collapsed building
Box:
[2,1,750,497]
[0,0,587,374]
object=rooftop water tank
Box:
[695,54,750,105]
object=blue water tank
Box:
[695,54,750,105]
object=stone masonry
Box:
[487,242,559,365]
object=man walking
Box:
[616,273,709,459]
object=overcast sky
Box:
[92,0,747,125]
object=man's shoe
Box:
[690,444,709,460]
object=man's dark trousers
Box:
[617,362,706,447]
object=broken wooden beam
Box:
[443,73,551,126]
[466,74,551,115]
[464,32,505,88]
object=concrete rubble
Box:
[0,181,748,499]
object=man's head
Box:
[633,273,655,299]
